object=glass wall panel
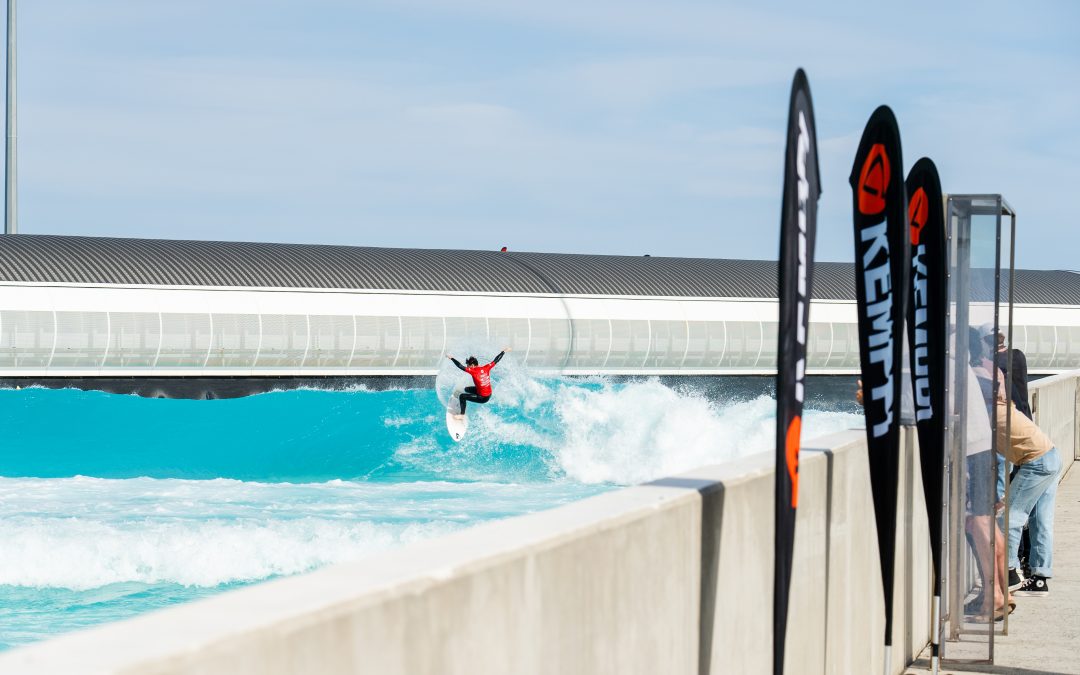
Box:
[807,321,829,369]
[566,318,611,368]
[1048,327,1066,369]
[702,321,727,368]
[255,315,307,367]
[605,319,649,368]
[105,312,161,367]
[1009,324,1029,358]
[514,318,554,367]
[51,311,109,368]
[352,316,400,367]
[398,316,445,368]
[758,321,778,370]
[444,317,488,355]
[606,320,633,368]
[723,321,745,367]
[488,317,529,356]
[0,310,54,367]
[645,320,688,368]
[1068,326,1080,366]
[1037,325,1056,369]
[682,321,710,368]
[629,320,650,367]
[307,315,354,367]
[743,322,763,369]
[206,313,260,368]
[157,313,212,367]
[827,323,857,369]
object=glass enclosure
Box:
[941,195,1016,664]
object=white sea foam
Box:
[0,476,596,590]
[0,516,451,590]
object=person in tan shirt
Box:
[986,358,1060,597]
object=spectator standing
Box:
[981,323,1037,580]
[993,372,1059,597]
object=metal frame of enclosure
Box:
[941,195,1017,665]
[0,235,1076,380]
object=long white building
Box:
[0,235,1077,389]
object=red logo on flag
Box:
[857,144,890,216]
[909,187,928,245]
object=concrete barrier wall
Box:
[1030,369,1080,470]
[695,427,931,675]
[0,426,934,675]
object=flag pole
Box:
[5,0,16,234]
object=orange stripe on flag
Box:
[786,416,801,508]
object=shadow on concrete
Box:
[804,446,836,673]
[646,477,722,491]
[643,474,726,675]
[906,656,1072,675]
[696,481,725,675]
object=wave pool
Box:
[0,365,860,650]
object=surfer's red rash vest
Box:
[465,363,495,397]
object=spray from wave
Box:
[429,361,859,484]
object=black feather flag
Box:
[905,157,946,670]
[774,68,820,675]
[849,105,908,666]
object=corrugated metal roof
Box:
[0,234,1076,304]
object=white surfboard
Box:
[445,391,468,442]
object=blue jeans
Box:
[1005,447,1060,577]
[996,454,1006,502]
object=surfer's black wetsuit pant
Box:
[459,386,491,414]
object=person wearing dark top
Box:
[982,324,1031,419]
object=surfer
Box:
[447,348,511,419]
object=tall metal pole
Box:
[5,0,16,234]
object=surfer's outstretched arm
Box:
[447,355,467,372]
[489,347,511,367]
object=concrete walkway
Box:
[905,463,1080,675]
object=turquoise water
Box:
[0,365,860,651]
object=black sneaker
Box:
[1008,567,1025,592]
[1015,575,1050,597]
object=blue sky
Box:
[5,1,1079,268]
